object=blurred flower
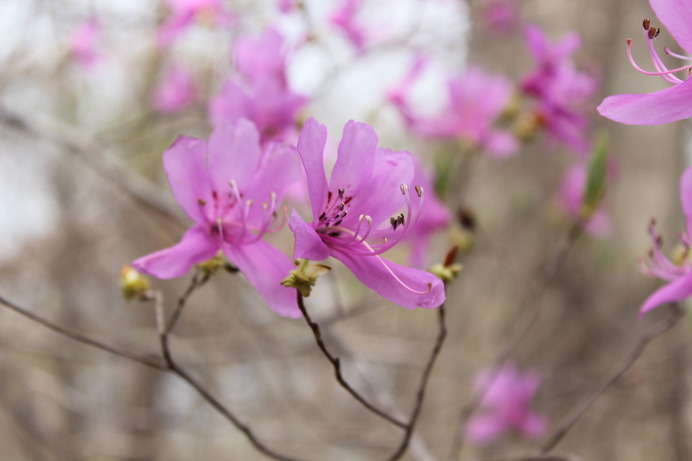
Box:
[466,364,547,444]
[158,0,234,47]
[132,119,300,317]
[390,63,518,157]
[329,0,367,52]
[289,118,446,309]
[481,0,519,34]
[277,0,295,13]
[557,163,612,238]
[598,0,692,125]
[521,26,597,155]
[152,66,197,114]
[209,28,307,142]
[68,18,100,69]
[638,167,692,318]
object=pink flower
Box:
[598,0,692,125]
[557,163,612,238]
[406,159,451,268]
[132,119,300,318]
[329,0,367,52]
[638,168,692,318]
[288,118,446,309]
[69,18,100,69]
[466,365,547,444]
[152,66,197,114]
[157,0,234,47]
[481,0,519,34]
[209,29,307,142]
[521,26,597,155]
[391,63,518,157]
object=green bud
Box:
[281,259,331,297]
[120,265,150,301]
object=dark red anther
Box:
[643,18,651,30]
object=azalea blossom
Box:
[466,364,547,444]
[638,167,692,318]
[390,62,518,157]
[598,0,692,125]
[209,28,307,142]
[152,66,197,114]
[68,18,100,69]
[288,118,445,309]
[521,26,597,155]
[132,119,300,318]
[481,0,519,34]
[557,163,612,238]
[157,0,234,47]
[329,0,367,52]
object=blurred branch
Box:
[0,108,184,228]
[387,303,447,461]
[0,294,167,370]
[537,304,684,455]
[297,292,407,428]
[449,222,583,460]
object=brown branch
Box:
[296,292,407,428]
[449,223,583,460]
[164,270,210,336]
[0,295,167,370]
[538,304,684,455]
[386,302,447,461]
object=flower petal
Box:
[639,272,692,318]
[597,79,692,125]
[519,412,548,438]
[223,240,300,318]
[207,118,261,191]
[465,414,506,444]
[333,250,445,309]
[163,135,211,223]
[330,120,377,194]
[297,118,329,219]
[289,209,330,261]
[132,225,218,279]
[651,0,692,55]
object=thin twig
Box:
[0,295,167,370]
[387,303,447,461]
[449,223,583,460]
[296,292,407,428]
[538,304,684,455]
[164,270,209,336]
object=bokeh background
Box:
[0,0,689,460]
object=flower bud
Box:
[281,259,331,297]
[120,265,150,301]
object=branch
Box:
[296,292,407,428]
[538,304,684,455]
[386,303,447,461]
[0,295,167,370]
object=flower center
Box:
[626,19,692,85]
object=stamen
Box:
[625,38,686,83]
[414,185,423,198]
[665,47,692,61]
[198,198,207,206]
[642,18,650,30]
[372,253,433,295]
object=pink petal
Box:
[223,240,300,318]
[157,12,194,47]
[297,118,329,219]
[639,272,692,319]
[519,412,548,438]
[234,28,286,84]
[597,79,692,125]
[465,414,506,444]
[330,120,378,195]
[289,210,330,261]
[207,119,261,191]
[333,250,445,309]
[243,142,300,203]
[163,135,211,224]
[679,168,692,236]
[132,225,218,279]
[650,0,692,55]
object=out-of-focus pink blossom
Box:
[158,0,234,47]
[521,26,597,155]
[132,119,300,318]
[557,163,612,238]
[466,365,547,444]
[289,118,446,309]
[277,0,295,13]
[69,18,100,69]
[638,167,692,318]
[391,62,518,157]
[598,0,692,125]
[152,66,197,114]
[406,159,450,268]
[481,0,519,34]
[329,0,367,52]
[209,28,307,142]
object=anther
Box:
[648,27,659,40]
[400,184,407,195]
[397,214,405,226]
[643,18,650,30]
[338,188,345,198]
[414,185,423,198]
[198,198,207,206]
